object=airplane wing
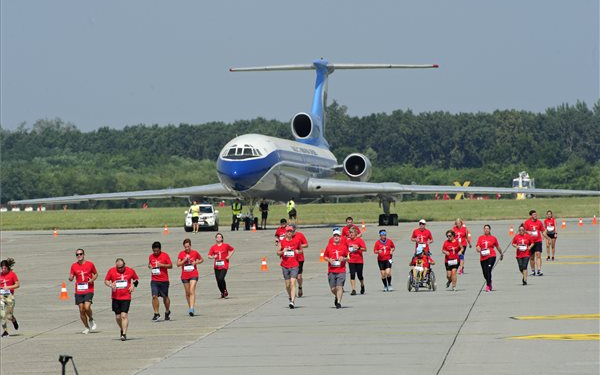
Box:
[7,183,235,206]
[304,178,600,197]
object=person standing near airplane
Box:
[208,233,235,298]
[347,227,367,295]
[231,198,243,231]
[411,219,434,255]
[148,241,172,322]
[523,210,548,276]
[0,258,19,337]
[342,216,362,239]
[189,200,201,233]
[259,198,269,229]
[543,210,558,261]
[287,198,297,224]
[511,225,533,285]
[452,218,472,274]
[374,229,395,291]
[323,228,349,309]
[177,238,204,316]
[475,224,504,292]
[277,226,302,308]
[105,258,139,341]
[290,224,308,297]
[69,248,98,334]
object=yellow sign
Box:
[453,181,470,200]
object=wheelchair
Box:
[407,266,437,292]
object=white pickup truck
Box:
[184,203,219,232]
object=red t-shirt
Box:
[442,239,462,263]
[544,218,557,234]
[0,271,19,295]
[410,255,432,268]
[452,225,469,247]
[293,232,308,262]
[279,237,301,268]
[411,229,433,252]
[523,219,545,243]
[70,261,98,294]
[347,237,366,264]
[324,242,349,273]
[512,234,532,258]
[178,250,203,279]
[476,235,499,261]
[341,224,361,238]
[374,239,395,261]
[148,252,172,282]
[209,243,234,270]
[105,266,139,300]
[274,226,287,241]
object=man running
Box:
[523,210,548,276]
[277,225,302,308]
[105,258,139,341]
[342,217,362,239]
[411,219,434,255]
[374,229,395,291]
[69,248,98,334]
[148,241,172,321]
[323,228,349,309]
[291,224,308,297]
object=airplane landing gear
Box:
[378,196,398,226]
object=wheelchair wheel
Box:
[430,272,437,291]
[407,276,412,292]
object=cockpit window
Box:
[222,144,263,159]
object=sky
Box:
[1,0,598,132]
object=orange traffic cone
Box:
[593,215,597,225]
[509,225,514,237]
[319,250,325,262]
[578,218,583,227]
[53,228,58,237]
[163,225,169,235]
[252,223,257,232]
[361,222,366,233]
[261,257,268,271]
[561,220,566,229]
[59,282,69,300]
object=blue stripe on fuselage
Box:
[217,150,335,191]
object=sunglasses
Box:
[447,235,454,238]
[76,253,84,256]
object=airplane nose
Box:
[217,159,264,191]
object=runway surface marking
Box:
[508,334,600,341]
[510,314,600,320]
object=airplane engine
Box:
[343,153,372,182]
[291,112,322,141]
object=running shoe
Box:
[387,285,394,291]
[484,285,490,292]
[360,285,365,295]
[223,290,229,298]
[289,301,295,309]
[383,286,388,292]
[121,334,127,341]
[551,257,555,261]
[89,319,96,331]
[152,313,161,322]
[335,302,342,309]
[82,328,90,334]
[12,319,18,330]
[537,271,543,276]
[334,297,338,307]
[189,309,195,317]
[1,331,8,337]
[350,290,357,296]
[530,271,536,276]
[221,293,225,298]
[298,287,303,297]
[522,279,527,285]
[458,268,464,275]
[165,311,171,321]
[446,280,451,288]
[452,286,456,292]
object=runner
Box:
[148,241,173,322]
[323,228,349,309]
[442,230,463,291]
[0,258,19,337]
[523,210,548,276]
[276,225,302,308]
[342,217,362,238]
[68,248,98,334]
[411,219,434,255]
[452,218,472,274]
[290,224,309,297]
[208,233,235,298]
[274,218,288,245]
[511,225,533,285]
[475,224,504,292]
[544,210,558,261]
[347,227,367,295]
[104,258,139,341]
[177,238,204,316]
[374,229,396,291]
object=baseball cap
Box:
[332,227,342,236]
[285,225,294,231]
[419,219,427,224]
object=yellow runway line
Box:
[508,333,600,341]
[544,261,600,265]
[554,255,599,259]
[511,314,600,320]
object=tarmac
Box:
[1,218,598,374]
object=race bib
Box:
[388,258,393,264]
[530,230,538,237]
[215,260,225,267]
[183,265,195,272]
[114,280,128,289]
[348,246,356,253]
[518,245,527,251]
[481,249,490,256]
[547,226,554,232]
[447,259,458,266]
[151,267,161,275]
[331,260,341,267]
[76,282,89,291]
[414,266,424,272]
[0,289,10,296]
[283,250,295,257]
[417,244,425,252]
[279,235,285,241]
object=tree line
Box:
[1,101,598,206]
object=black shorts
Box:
[378,260,392,270]
[517,257,530,272]
[74,293,94,305]
[531,242,543,253]
[181,277,199,283]
[112,299,131,314]
[150,281,170,297]
[298,261,304,274]
[445,263,459,271]
[546,232,556,239]
[192,216,199,223]
[261,211,268,219]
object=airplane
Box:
[8,59,600,225]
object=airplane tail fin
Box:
[230,60,438,149]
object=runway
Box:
[1,219,598,374]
